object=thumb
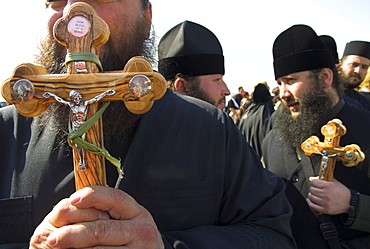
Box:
[309,176,319,181]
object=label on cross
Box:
[1,2,166,190]
[301,119,365,181]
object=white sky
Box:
[1,0,370,102]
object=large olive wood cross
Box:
[1,2,166,190]
[301,119,365,181]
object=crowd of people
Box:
[1,1,370,249]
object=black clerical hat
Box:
[273,24,334,80]
[342,41,370,60]
[158,20,225,80]
[319,35,339,64]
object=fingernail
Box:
[69,193,81,205]
[47,234,57,247]
[100,211,110,220]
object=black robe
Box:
[344,89,370,111]
[262,100,370,248]
[238,84,275,159]
[0,90,295,248]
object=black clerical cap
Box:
[158,20,225,80]
[253,83,271,103]
[273,24,334,80]
[342,41,370,60]
[319,35,339,64]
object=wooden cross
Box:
[1,2,166,190]
[301,119,365,181]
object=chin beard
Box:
[184,79,218,107]
[342,81,361,90]
[338,67,362,90]
[35,23,157,74]
[35,19,156,144]
[275,83,334,148]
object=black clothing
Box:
[262,100,370,248]
[344,89,370,111]
[235,93,242,107]
[238,84,274,158]
[361,91,370,99]
[0,90,295,248]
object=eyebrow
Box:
[350,62,370,67]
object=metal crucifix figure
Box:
[301,119,365,181]
[1,2,166,190]
[43,89,115,170]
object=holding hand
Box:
[306,177,351,215]
[30,186,164,249]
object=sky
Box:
[1,0,370,102]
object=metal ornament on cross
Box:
[1,2,166,190]
[301,119,365,181]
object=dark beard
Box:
[35,18,156,144]
[185,79,223,107]
[337,67,362,90]
[35,22,156,73]
[37,101,141,146]
[275,82,334,148]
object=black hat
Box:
[342,41,370,60]
[273,24,334,80]
[158,20,225,80]
[253,83,271,103]
[319,35,339,64]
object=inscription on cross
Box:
[301,119,365,181]
[1,2,166,190]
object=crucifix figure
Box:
[1,2,166,190]
[301,119,365,181]
[43,89,115,170]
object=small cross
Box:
[301,119,365,181]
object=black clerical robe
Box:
[0,90,295,248]
[263,100,370,248]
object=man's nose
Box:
[222,81,231,96]
[279,84,291,99]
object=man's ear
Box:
[320,68,334,88]
[143,2,152,39]
[337,59,343,70]
[174,78,188,94]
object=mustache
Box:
[218,97,226,104]
[283,97,299,106]
[349,72,361,80]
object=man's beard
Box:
[37,102,141,146]
[185,81,224,107]
[337,66,363,90]
[275,80,334,148]
[35,18,156,143]
[36,21,156,73]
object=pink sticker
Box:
[67,16,90,38]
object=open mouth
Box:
[285,100,299,112]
